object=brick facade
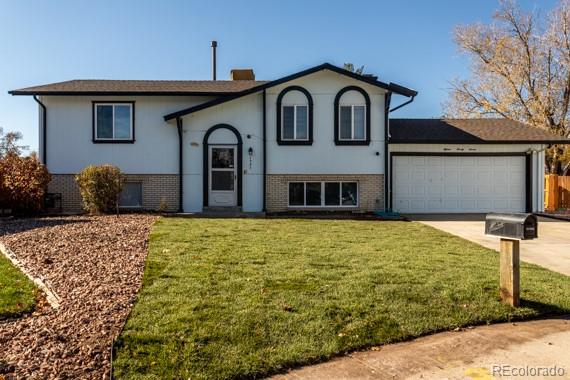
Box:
[266,174,384,213]
[48,174,179,213]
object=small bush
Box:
[0,153,51,215]
[76,165,124,214]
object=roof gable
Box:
[163,63,417,121]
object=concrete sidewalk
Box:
[271,317,570,379]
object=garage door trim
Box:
[389,152,532,213]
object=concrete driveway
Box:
[409,214,570,276]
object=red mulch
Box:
[0,215,158,379]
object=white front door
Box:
[209,145,237,207]
[393,155,526,213]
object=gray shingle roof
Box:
[390,118,569,143]
[9,79,268,95]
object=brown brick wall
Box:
[48,174,179,213]
[266,174,384,212]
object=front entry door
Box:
[209,146,237,207]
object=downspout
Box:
[176,117,184,212]
[262,89,267,212]
[33,95,47,165]
[386,94,415,211]
[383,92,392,211]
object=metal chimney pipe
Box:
[211,40,217,81]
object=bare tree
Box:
[0,127,28,158]
[444,0,570,173]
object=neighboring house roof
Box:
[163,63,418,121]
[8,79,268,96]
[390,118,570,144]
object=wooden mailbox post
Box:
[499,238,520,307]
[485,213,538,307]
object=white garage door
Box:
[393,155,526,213]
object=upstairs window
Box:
[282,105,308,141]
[334,86,370,145]
[276,86,313,145]
[339,104,366,140]
[93,102,134,142]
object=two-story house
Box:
[10,63,568,214]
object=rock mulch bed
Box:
[0,215,158,379]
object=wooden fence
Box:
[545,175,570,211]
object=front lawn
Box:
[113,218,570,379]
[0,253,36,319]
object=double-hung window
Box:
[282,105,308,141]
[339,104,366,141]
[288,181,358,207]
[94,102,134,142]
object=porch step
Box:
[198,207,264,218]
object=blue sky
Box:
[0,0,557,152]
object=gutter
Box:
[389,95,415,113]
[262,89,267,212]
[176,118,184,212]
[33,95,47,165]
[383,92,392,211]
[385,94,416,211]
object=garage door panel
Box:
[426,199,443,210]
[444,185,459,195]
[393,155,525,213]
[427,157,443,166]
[410,200,426,211]
[444,171,459,183]
[493,184,509,194]
[460,200,476,210]
[411,171,425,181]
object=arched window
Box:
[334,86,371,145]
[276,86,313,145]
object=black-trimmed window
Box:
[276,86,313,145]
[93,102,135,143]
[334,86,371,145]
[288,181,358,207]
[119,182,142,208]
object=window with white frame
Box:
[339,104,366,140]
[288,181,358,207]
[94,102,134,141]
[282,105,308,141]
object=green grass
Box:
[113,218,570,379]
[0,253,36,319]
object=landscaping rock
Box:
[0,215,157,379]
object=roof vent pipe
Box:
[211,41,217,81]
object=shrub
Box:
[75,165,124,214]
[0,153,51,215]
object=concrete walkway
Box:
[410,214,570,276]
[272,317,570,379]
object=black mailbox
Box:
[485,213,538,240]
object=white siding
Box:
[42,95,215,174]
[266,70,387,174]
[180,93,264,212]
